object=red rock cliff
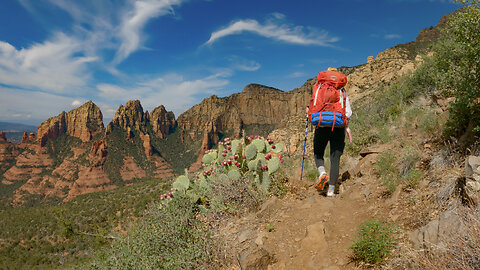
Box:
[37,101,103,146]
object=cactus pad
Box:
[173,175,190,192]
[252,139,265,153]
[218,173,229,182]
[245,144,257,160]
[202,152,216,164]
[228,169,241,180]
[261,171,271,192]
[272,142,284,153]
[267,157,280,174]
[248,160,258,171]
[231,139,241,155]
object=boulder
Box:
[409,209,462,249]
[465,155,480,204]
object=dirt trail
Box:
[263,178,373,270]
[223,164,384,270]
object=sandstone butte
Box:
[0,12,446,205]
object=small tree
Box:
[433,1,480,146]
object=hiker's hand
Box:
[346,127,352,142]
[305,106,309,114]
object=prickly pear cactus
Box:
[173,175,190,194]
[170,134,286,203]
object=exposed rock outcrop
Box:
[150,105,176,138]
[37,112,67,146]
[106,100,147,134]
[120,157,146,181]
[177,84,309,141]
[90,139,107,167]
[20,132,36,143]
[37,101,103,146]
[21,132,28,143]
[66,101,103,142]
[139,132,153,158]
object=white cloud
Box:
[0,86,82,125]
[19,0,184,67]
[114,0,183,64]
[71,100,84,107]
[205,16,339,47]
[384,34,401,39]
[0,33,96,93]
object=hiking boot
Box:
[326,185,335,197]
[315,172,328,190]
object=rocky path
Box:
[222,170,380,270]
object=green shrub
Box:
[91,194,213,270]
[376,152,399,194]
[403,169,423,189]
[350,219,397,264]
[416,1,480,147]
[376,148,422,193]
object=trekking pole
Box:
[300,114,309,181]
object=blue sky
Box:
[0,0,461,126]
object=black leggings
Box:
[313,127,345,186]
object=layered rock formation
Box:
[150,105,176,138]
[106,100,147,134]
[21,132,36,143]
[37,101,103,146]
[106,100,175,177]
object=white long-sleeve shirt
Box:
[345,95,352,119]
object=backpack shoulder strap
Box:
[313,83,322,107]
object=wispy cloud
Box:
[205,14,339,47]
[19,0,184,67]
[384,34,401,39]
[0,33,96,93]
[0,86,83,125]
[288,71,307,78]
[226,56,261,71]
[114,0,183,64]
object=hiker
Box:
[307,67,352,197]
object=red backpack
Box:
[308,70,348,130]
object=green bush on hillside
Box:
[426,1,480,146]
[91,194,213,270]
[350,219,398,264]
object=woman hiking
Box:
[307,67,352,197]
